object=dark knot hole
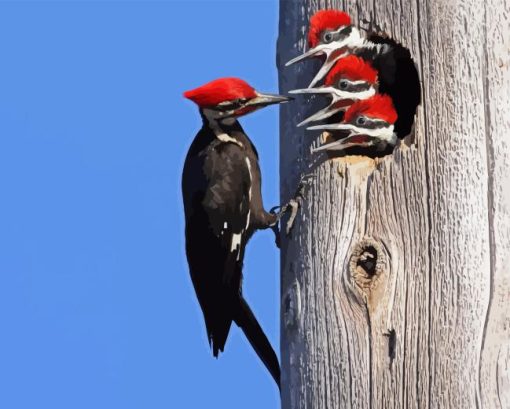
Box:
[357,245,378,277]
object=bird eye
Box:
[339,80,349,90]
[356,117,366,126]
[322,32,333,43]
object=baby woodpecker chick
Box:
[309,94,398,153]
[289,55,379,127]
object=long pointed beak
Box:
[296,104,343,127]
[307,123,364,133]
[248,92,293,108]
[285,45,348,88]
[289,87,337,95]
[307,51,347,87]
[309,122,396,152]
[312,134,375,153]
[308,122,395,139]
[290,86,352,126]
[285,46,325,67]
[285,42,344,68]
[289,87,342,126]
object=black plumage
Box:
[355,34,422,138]
[182,115,280,387]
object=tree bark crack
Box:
[478,3,497,408]
[413,1,434,408]
[278,1,507,407]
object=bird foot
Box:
[269,205,285,248]
[283,173,313,236]
[270,174,313,244]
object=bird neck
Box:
[200,109,244,148]
[200,109,239,127]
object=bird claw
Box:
[269,174,313,245]
[269,206,285,248]
[285,197,302,236]
[284,173,313,236]
[270,205,285,218]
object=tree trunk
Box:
[277,1,510,408]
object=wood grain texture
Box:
[479,0,510,408]
[277,0,510,408]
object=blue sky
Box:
[0,1,281,408]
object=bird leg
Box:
[269,206,284,248]
[270,174,313,245]
[284,174,312,235]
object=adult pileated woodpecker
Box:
[309,94,398,152]
[286,9,421,139]
[182,77,290,388]
[289,55,378,127]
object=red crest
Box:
[324,56,378,86]
[344,94,397,124]
[183,78,257,108]
[308,10,351,48]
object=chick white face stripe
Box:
[342,123,395,140]
[347,80,371,86]
[328,25,349,36]
[329,87,376,101]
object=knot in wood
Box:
[349,238,386,293]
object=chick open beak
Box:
[290,87,354,126]
[312,134,376,152]
[308,50,348,88]
[307,123,367,134]
[308,123,365,152]
[285,44,349,87]
[309,123,396,152]
[285,44,329,67]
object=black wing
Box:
[182,132,281,386]
[182,136,250,354]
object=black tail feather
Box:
[233,296,281,389]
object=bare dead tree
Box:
[277,0,510,407]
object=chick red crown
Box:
[344,94,397,124]
[308,10,351,48]
[183,78,257,108]
[324,55,378,86]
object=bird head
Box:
[184,77,291,120]
[285,10,363,87]
[308,94,397,152]
[289,56,378,127]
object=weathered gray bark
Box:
[277,1,510,408]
